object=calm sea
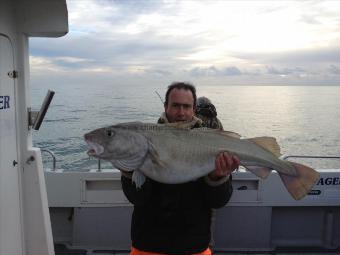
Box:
[31,84,340,170]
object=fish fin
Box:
[247,137,281,157]
[194,128,241,139]
[111,160,131,172]
[147,140,166,168]
[132,171,146,188]
[115,121,143,127]
[244,165,272,178]
[112,158,143,171]
[220,130,242,139]
[165,121,195,129]
[279,161,320,200]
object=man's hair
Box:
[164,82,197,107]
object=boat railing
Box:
[40,151,340,173]
[41,149,56,171]
[282,155,340,160]
[40,148,105,172]
[97,159,102,172]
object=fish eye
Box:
[106,129,115,137]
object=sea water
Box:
[31,84,340,170]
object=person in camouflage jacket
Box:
[195,97,223,130]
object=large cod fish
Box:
[84,122,319,200]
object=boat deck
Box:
[55,243,340,255]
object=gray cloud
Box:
[232,43,340,67]
[266,66,306,75]
[30,33,199,72]
[29,1,340,86]
[328,65,340,75]
[144,68,172,76]
[299,14,322,25]
[257,4,288,15]
[279,47,340,64]
[30,1,202,73]
[189,66,243,77]
[221,66,242,76]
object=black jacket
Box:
[121,175,233,255]
[121,115,233,254]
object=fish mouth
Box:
[86,141,104,157]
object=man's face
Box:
[165,88,195,123]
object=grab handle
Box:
[32,90,55,130]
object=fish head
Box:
[84,126,149,163]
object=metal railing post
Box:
[97,159,101,172]
[41,149,56,171]
[282,155,340,160]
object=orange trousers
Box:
[130,246,212,255]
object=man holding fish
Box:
[84,82,319,255]
[121,82,239,255]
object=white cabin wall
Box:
[0,1,25,254]
[13,1,68,254]
[14,33,56,255]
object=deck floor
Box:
[55,243,340,255]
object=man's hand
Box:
[208,152,240,181]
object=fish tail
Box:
[278,162,320,200]
[244,165,272,178]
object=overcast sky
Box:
[30,0,340,87]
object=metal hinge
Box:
[8,70,18,78]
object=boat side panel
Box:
[47,169,340,252]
